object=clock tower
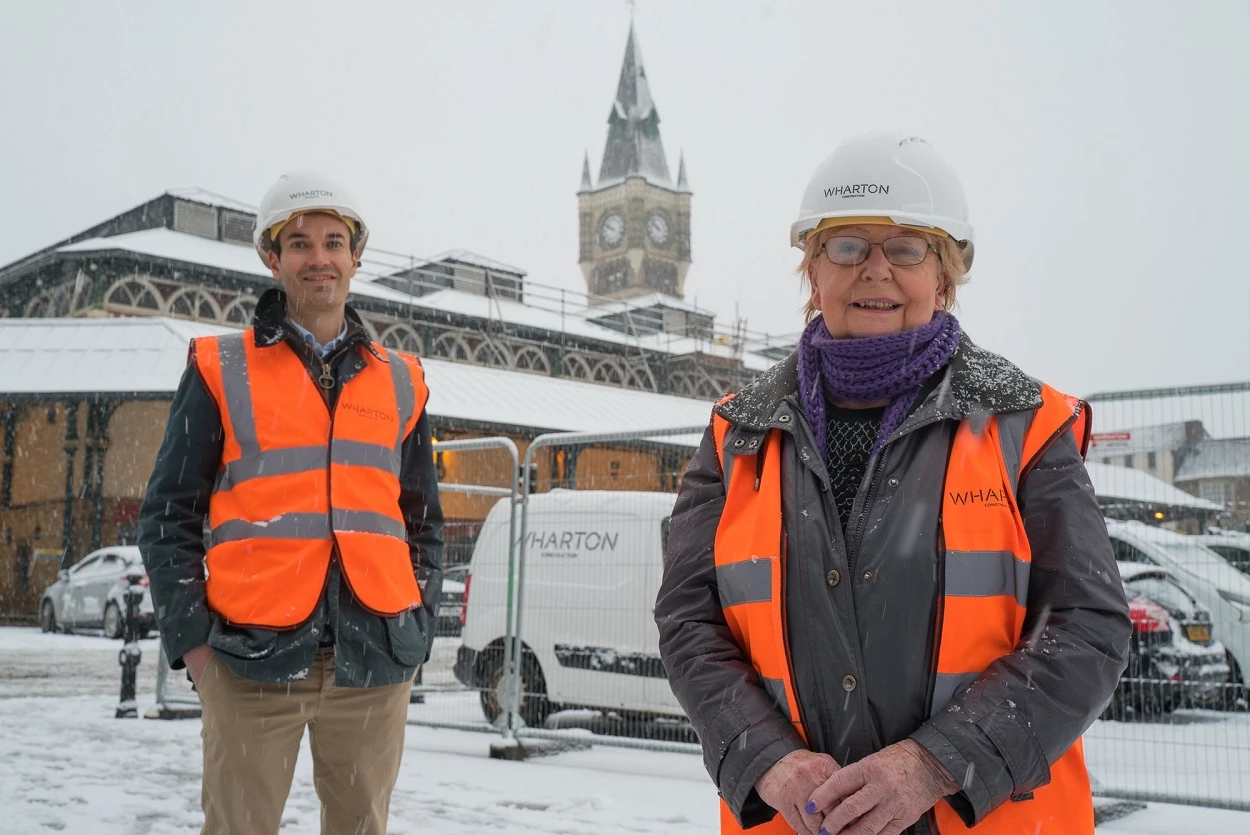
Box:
[578,23,691,304]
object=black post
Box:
[61,401,80,568]
[116,570,144,718]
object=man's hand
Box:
[806,739,958,835]
[756,749,839,835]
[183,643,212,687]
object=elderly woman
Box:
[655,132,1130,835]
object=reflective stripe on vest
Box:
[710,385,1095,834]
[195,330,428,628]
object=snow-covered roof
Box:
[1175,438,1250,481]
[583,293,715,319]
[1086,461,1223,511]
[54,228,418,305]
[0,317,234,394]
[416,249,527,277]
[44,227,776,367]
[167,187,256,214]
[0,317,715,437]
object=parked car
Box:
[1105,520,1250,710]
[455,490,679,726]
[1192,530,1250,577]
[38,546,155,639]
[1106,562,1230,718]
[436,564,469,636]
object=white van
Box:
[454,490,682,726]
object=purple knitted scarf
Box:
[796,311,961,457]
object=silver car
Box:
[38,546,156,639]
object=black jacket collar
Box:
[251,287,376,357]
[716,332,1043,433]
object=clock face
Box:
[647,212,670,245]
[600,213,625,248]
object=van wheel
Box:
[478,646,551,727]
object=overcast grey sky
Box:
[2,1,1247,397]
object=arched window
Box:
[667,372,699,398]
[381,324,423,354]
[432,332,472,362]
[105,276,162,312]
[473,340,510,367]
[222,295,258,327]
[563,354,593,380]
[23,293,52,318]
[512,346,550,374]
[592,358,626,386]
[166,287,222,322]
[626,364,657,392]
[694,376,723,399]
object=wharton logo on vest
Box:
[948,486,1009,509]
[823,183,890,199]
[340,401,397,422]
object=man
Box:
[139,170,443,835]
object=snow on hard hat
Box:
[253,170,369,266]
[790,131,975,268]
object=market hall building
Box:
[0,25,787,618]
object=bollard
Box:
[115,570,145,719]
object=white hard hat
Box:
[790,132,974,267]
[253,170,369,265]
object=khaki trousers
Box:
[197,648,413,835]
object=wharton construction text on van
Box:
[525,530,619,552]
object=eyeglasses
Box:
[822,235,935,267]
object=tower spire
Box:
[597,21,671,186]
[676,150,690,193]
[578,150,594,193]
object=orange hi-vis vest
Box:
[711,384,1095,834]
[194,329,428,628]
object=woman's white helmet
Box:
[790,131,974,267]
[253,170,369,266]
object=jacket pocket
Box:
[206,616,278,661]
[384,609,429,666]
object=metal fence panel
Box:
[1080,382,1250,810]
[492,426,703,746]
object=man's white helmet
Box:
[790,131,974,267]
[253,170,369,266]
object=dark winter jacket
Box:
[655,334,1131,831]
[138,288,444,688]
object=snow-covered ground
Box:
[1,626,1247,834]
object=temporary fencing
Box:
[407,436,520,731]
[414,424,703,753]
[1079,381,1250,810]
